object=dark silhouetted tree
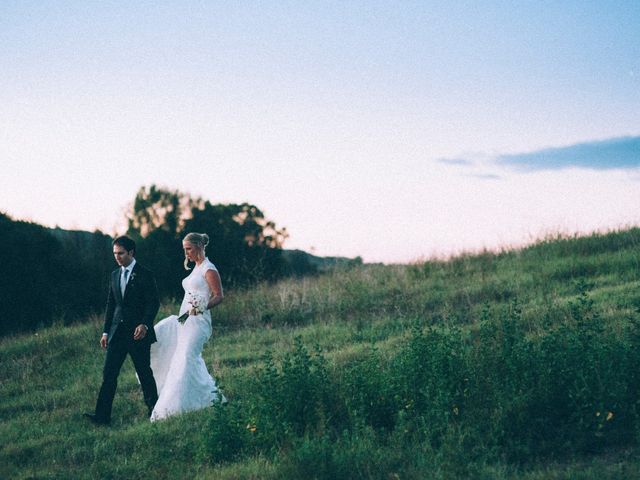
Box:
[125,185,289,293]
[0,213,113,336]
[126,185,201,239]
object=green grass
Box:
[2,227,640,479]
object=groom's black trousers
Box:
[95,326,158,422]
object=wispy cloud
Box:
[437,157,475,166]
[495,136,640,171]
[464,173,502,180]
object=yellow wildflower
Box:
[606,412,614,421]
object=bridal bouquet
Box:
[177,292,207,324]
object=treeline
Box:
[1,185,359,336]
[0,213,113,336]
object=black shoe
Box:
[83,412,110,426]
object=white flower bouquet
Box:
[177,292,207,324]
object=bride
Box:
[149,232,225,421]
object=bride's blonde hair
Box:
[183,232,210,270]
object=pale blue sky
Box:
[1,2,639,262]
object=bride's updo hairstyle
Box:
[183,232,210,270]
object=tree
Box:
[184,202,288,285]
[126,185,201,239]
[125,185,289,292]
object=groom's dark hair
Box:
[113,235,136,256]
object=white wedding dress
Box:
[149,258,224,422]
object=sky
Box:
[1,1,639,263]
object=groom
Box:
[84,235,160,425]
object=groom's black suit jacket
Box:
[103,262,159,345]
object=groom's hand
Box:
[133,324,148,341]
[100,334,108,349]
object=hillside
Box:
[0,215,361,337]
[49,226,360,275]
[48,224,361,295]
[1,228,640,479]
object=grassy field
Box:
[2,228,640,479]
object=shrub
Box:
[199,401,251,464]
[200,284,640,470]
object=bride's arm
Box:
[204,269,224,309]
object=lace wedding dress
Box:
[149,258,224,421]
